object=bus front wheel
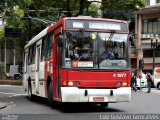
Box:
[28,82,33,100]
[48,82,56,108]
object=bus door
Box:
[54,35,63,98]
[35,42,41,94]
[24,50,28,91]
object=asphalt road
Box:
[0,85,160,120]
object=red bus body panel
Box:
[60,69,130,88]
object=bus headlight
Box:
[68,81,73,86]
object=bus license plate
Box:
[93,97,104,102]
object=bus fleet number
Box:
[113,73,126,77]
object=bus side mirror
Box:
[57,35,64,47]
[129,33,135,46]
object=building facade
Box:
[136,0,160,73]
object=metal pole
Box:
[28,19,32,40]
[151,39,153,49]
[156,39,158,58]
[13,39,16,65]
[140,69,142,91]
[153,43,155,74]
[4,38,6,72]
[13,50,16,65]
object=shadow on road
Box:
[56,103,125,113]
[26,96,125,113]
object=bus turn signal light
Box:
[116,82,127,87]
[62,81,74,86]
[62,81,68,86]
[62,81,80,87]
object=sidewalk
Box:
[0,101,7,109]
[0,79,22,86]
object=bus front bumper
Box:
[61,87,131,102]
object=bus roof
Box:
[25,26,49,49]
[25,17,128,49]
[47,17,128,32]
[64,17,127,23]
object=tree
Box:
[0,0,145,65]
[101,0,144,11]
[0,26,4,39]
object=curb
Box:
[0,102,7,109]
[0,80,22,86]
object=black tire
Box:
[28,81,34,101]
[157,83,160,90]
[100,103,109,108]
[48,82,56,108]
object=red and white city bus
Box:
[23,16,131,108]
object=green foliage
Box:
[88,3,100,17]
[0,0,145,65]
[0,26,4,39]
[102,0,144,11]
[5,6,24,28]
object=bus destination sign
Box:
[66,19,128,32]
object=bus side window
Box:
[28,44,36,64]
[41,33,54,61]
[41,37,47,61]
[28,47,31,64]
[50,34,54,58]
[32,44,36,64]
[47,34,54,58]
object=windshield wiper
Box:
[108,32,114,41]
[80,29,88,37]
[77,51,90,61]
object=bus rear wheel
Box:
[48,82,56,108]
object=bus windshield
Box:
[62,31,130,70]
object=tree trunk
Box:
[66,0,72,17]
[76,0,86,16]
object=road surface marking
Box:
[0,92,15,95]
[0,92,27,97]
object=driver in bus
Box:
[100,45,115,60]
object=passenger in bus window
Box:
[74,47,79,60]
[71,47,79,60]
[100,45,115,60]
[68,41,76,60]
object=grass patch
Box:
[0,80,22,86]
